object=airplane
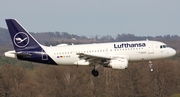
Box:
[4,19,176,77]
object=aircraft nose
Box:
[170,48,176,56]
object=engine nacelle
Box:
[74,60,90,66]
[108,58,128,69]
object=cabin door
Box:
[148,43,154,54]
[105,48,109,55]
[42,50,48,60]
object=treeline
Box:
[32,32,180,44]
[1,27,180,45]
[0,57,179,97]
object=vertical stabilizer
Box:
[5,19,57,65]
[5,19,42,52]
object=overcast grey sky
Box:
[0,0,180,37]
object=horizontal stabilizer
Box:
[4,50,31,58]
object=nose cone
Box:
[170,48,176,57]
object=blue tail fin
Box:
[5,19,42,52]
[5,19,57,65]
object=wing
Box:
[77,53,110,60]
[76,53,130,66]
[76,53,111,65]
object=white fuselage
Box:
[41,40,176,66]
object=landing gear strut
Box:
[149,61,153,72]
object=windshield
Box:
[160,45,168,49]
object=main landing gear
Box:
[92,69,99,77]
[92,64,100,77]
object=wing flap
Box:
[77,53,111,60]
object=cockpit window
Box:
[160,45,168,49]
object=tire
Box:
[92,69,99,77]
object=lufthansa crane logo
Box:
[13,32,29,48]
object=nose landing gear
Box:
[149,61,153,72]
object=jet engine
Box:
[108,58,128,69]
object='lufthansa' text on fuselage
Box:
[114,43,146,48]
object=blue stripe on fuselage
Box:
[17,51,57,65]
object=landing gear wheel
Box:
[92,69,99,77]
[150,68,154,72]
